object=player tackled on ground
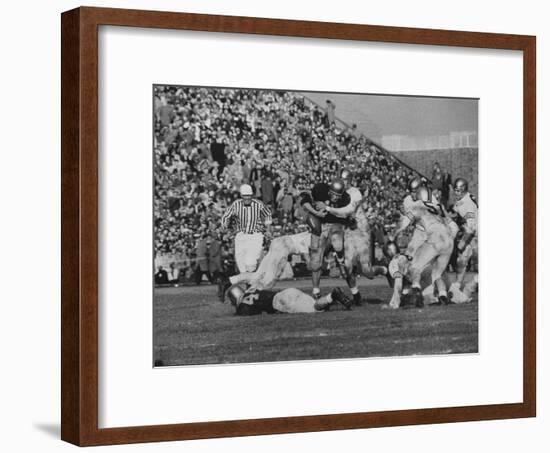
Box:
[218,231,311,299]
[226,284,352,316]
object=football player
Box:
[323,169,388,305]
[218,231,311,299]
[300,179,355,299]
[448,178,478,302]
[390,185,458,307]
[226,284,352,315]
[382,241,442,309]
[399,177,428,258]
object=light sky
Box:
[304,91,478,143]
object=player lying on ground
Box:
[218,231,310,299]
[389,185,459,307]
[225,284,352,316]
[447,177,479,303]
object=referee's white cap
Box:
[239,184,253,196]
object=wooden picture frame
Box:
[61,6,536,446]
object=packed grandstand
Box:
[154,85,423,280]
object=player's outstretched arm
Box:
[326,199,358,218]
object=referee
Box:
[221,184,272,273]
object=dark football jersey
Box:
[236,289,278,316]
[300,183,351,225]
[299,182,328,206]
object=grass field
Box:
[153,276,478,367]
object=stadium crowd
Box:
[154,86,421,283]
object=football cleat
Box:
[331,287,352,310]
[352,292,363,306]
[440,295,455,305]
[399,292,415,309]
[410,287,424,308]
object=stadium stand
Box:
[153,86,424,278]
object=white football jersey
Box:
[454,193,478,234]
[347,187,363,206]
[388,254,410,279]
[403,194,415,212]
[404,198,447,233]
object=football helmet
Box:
[226,284,245,306]
[415,185,432,202]
[453,178,468,199]
[407,177,424,194]
[329,179,345,201]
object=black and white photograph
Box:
[153,86,479,367]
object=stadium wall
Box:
[391,147,478,197]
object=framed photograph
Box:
[61,6,536,446]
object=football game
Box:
[153,86,478,366]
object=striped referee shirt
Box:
[221,199,272,234]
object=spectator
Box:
[157,97,175,127]
[261,170,274,210]
[325,99,336,126]
[210,133,227,172]
[154,266,169,285]
[194,235,211,284]
[180,247,192,280]
[167,262,180,285]
[441,166,453,208]
[153,86,423,271]
[207,235,223,282]
[432,162,444,201]
[279,189,294,221]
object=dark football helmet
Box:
[329,179,345,202]
[226,284,245,306]
[453,178,469,199]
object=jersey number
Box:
[242,292,259,305]
[423,201,445,217]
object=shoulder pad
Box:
[347,187,363,203]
